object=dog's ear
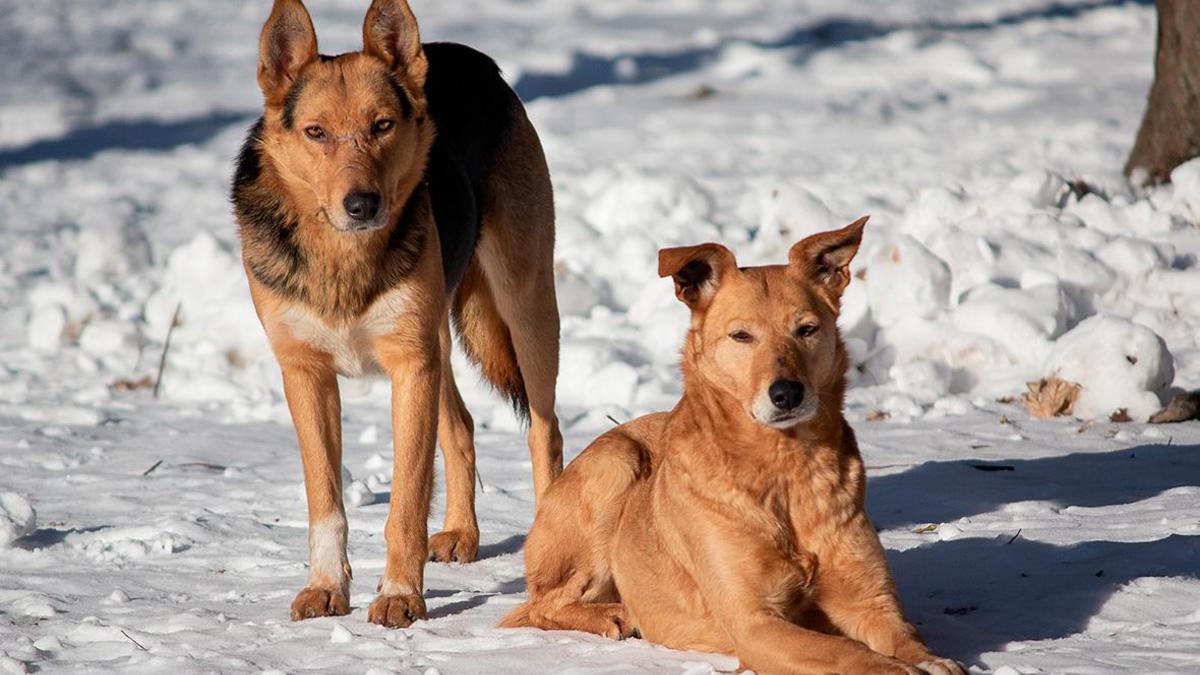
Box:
[258,0,319,105]
[363,0,428,93]
[788,216,868,299]
[658,243,737,310]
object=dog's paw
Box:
[916,658,967,675]
[428,529,479,563]
[367,591,427,628]
[871,661,923,675]
[289,586,350,621]
[596,604,636,640]
[843,654,924,675]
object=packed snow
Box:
[2,0,1199,673]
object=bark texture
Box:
[1125,0,1200,183]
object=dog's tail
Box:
[497,601,534,628]
[450,259,530,421]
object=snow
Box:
[1042,315,1174,421]
[0,493,36,547]
[2,0,1200,673]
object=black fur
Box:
[386,75,414,119]
[422,42,517,290]
[280,76,307,130]
[231,118,307,297]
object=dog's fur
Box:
[234,0,563,627]
[501,219,964,674]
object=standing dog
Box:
[233,0,562,627]
[502,219,964,674]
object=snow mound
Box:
[0,492,36,547]
[865,235,952,327]
[1042,315,1174,421]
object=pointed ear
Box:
[658,243,737,310]
[258,0,319,105]
[788,216,868,298]
[363,0,428,93]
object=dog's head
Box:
[659,217,867,432]
[254,0,433,233]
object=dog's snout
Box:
[343,191,381,222]
[768,380,805,411]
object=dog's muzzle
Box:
[338,191,386,232]
[753,379,816,429]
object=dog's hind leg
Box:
[429,316,480,563]
[491,263,563,504]
[475,111,563,504]
[525,577,634,640]
[499,425,653,638]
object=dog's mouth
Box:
[752,398,818,430]
[320,207,387,234]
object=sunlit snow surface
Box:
[2,1,1200,673]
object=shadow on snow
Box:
[868,443,1200,664]
[0,110,249,169]
[0,0,1151,168]
[511,0,1153,101]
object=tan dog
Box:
[501,219,964,674]
[234,0,562,627]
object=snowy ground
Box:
[2,0,1200,672]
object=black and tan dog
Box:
[232,0,562,627]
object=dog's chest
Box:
[276,287,411,377]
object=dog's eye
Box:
[373,119,395,135]
[795,324,819,338]
[729,330,754,343]
[303,125,326,141]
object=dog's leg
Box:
[525,566,630,639]
[657,504,922,675]
[277,345,351,621]
[528,580,634,640]
[478,247,562,503]
[816,516,965,675]
[367,327,441,628]
[476,109,563,505]
[506,291,563,503]
[429,317,480,563]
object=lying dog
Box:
[502,219,963,674]
[234,0,562,627]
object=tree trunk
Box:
[1125,0,1200,184]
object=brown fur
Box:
[502,219,965,675]
[236,0,562,628]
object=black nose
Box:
[768,380,805,411]
[343,191,381,222]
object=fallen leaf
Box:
[112,376,154,392]
[1022,377,1081,418]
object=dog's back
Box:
[422,42,517,289]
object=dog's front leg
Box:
[656,493,918,675]
[817,515,965,675]
[278,347,352,621]
[368,338,440,628]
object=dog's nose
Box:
[343,191,381,222]
[768,380,805,411]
